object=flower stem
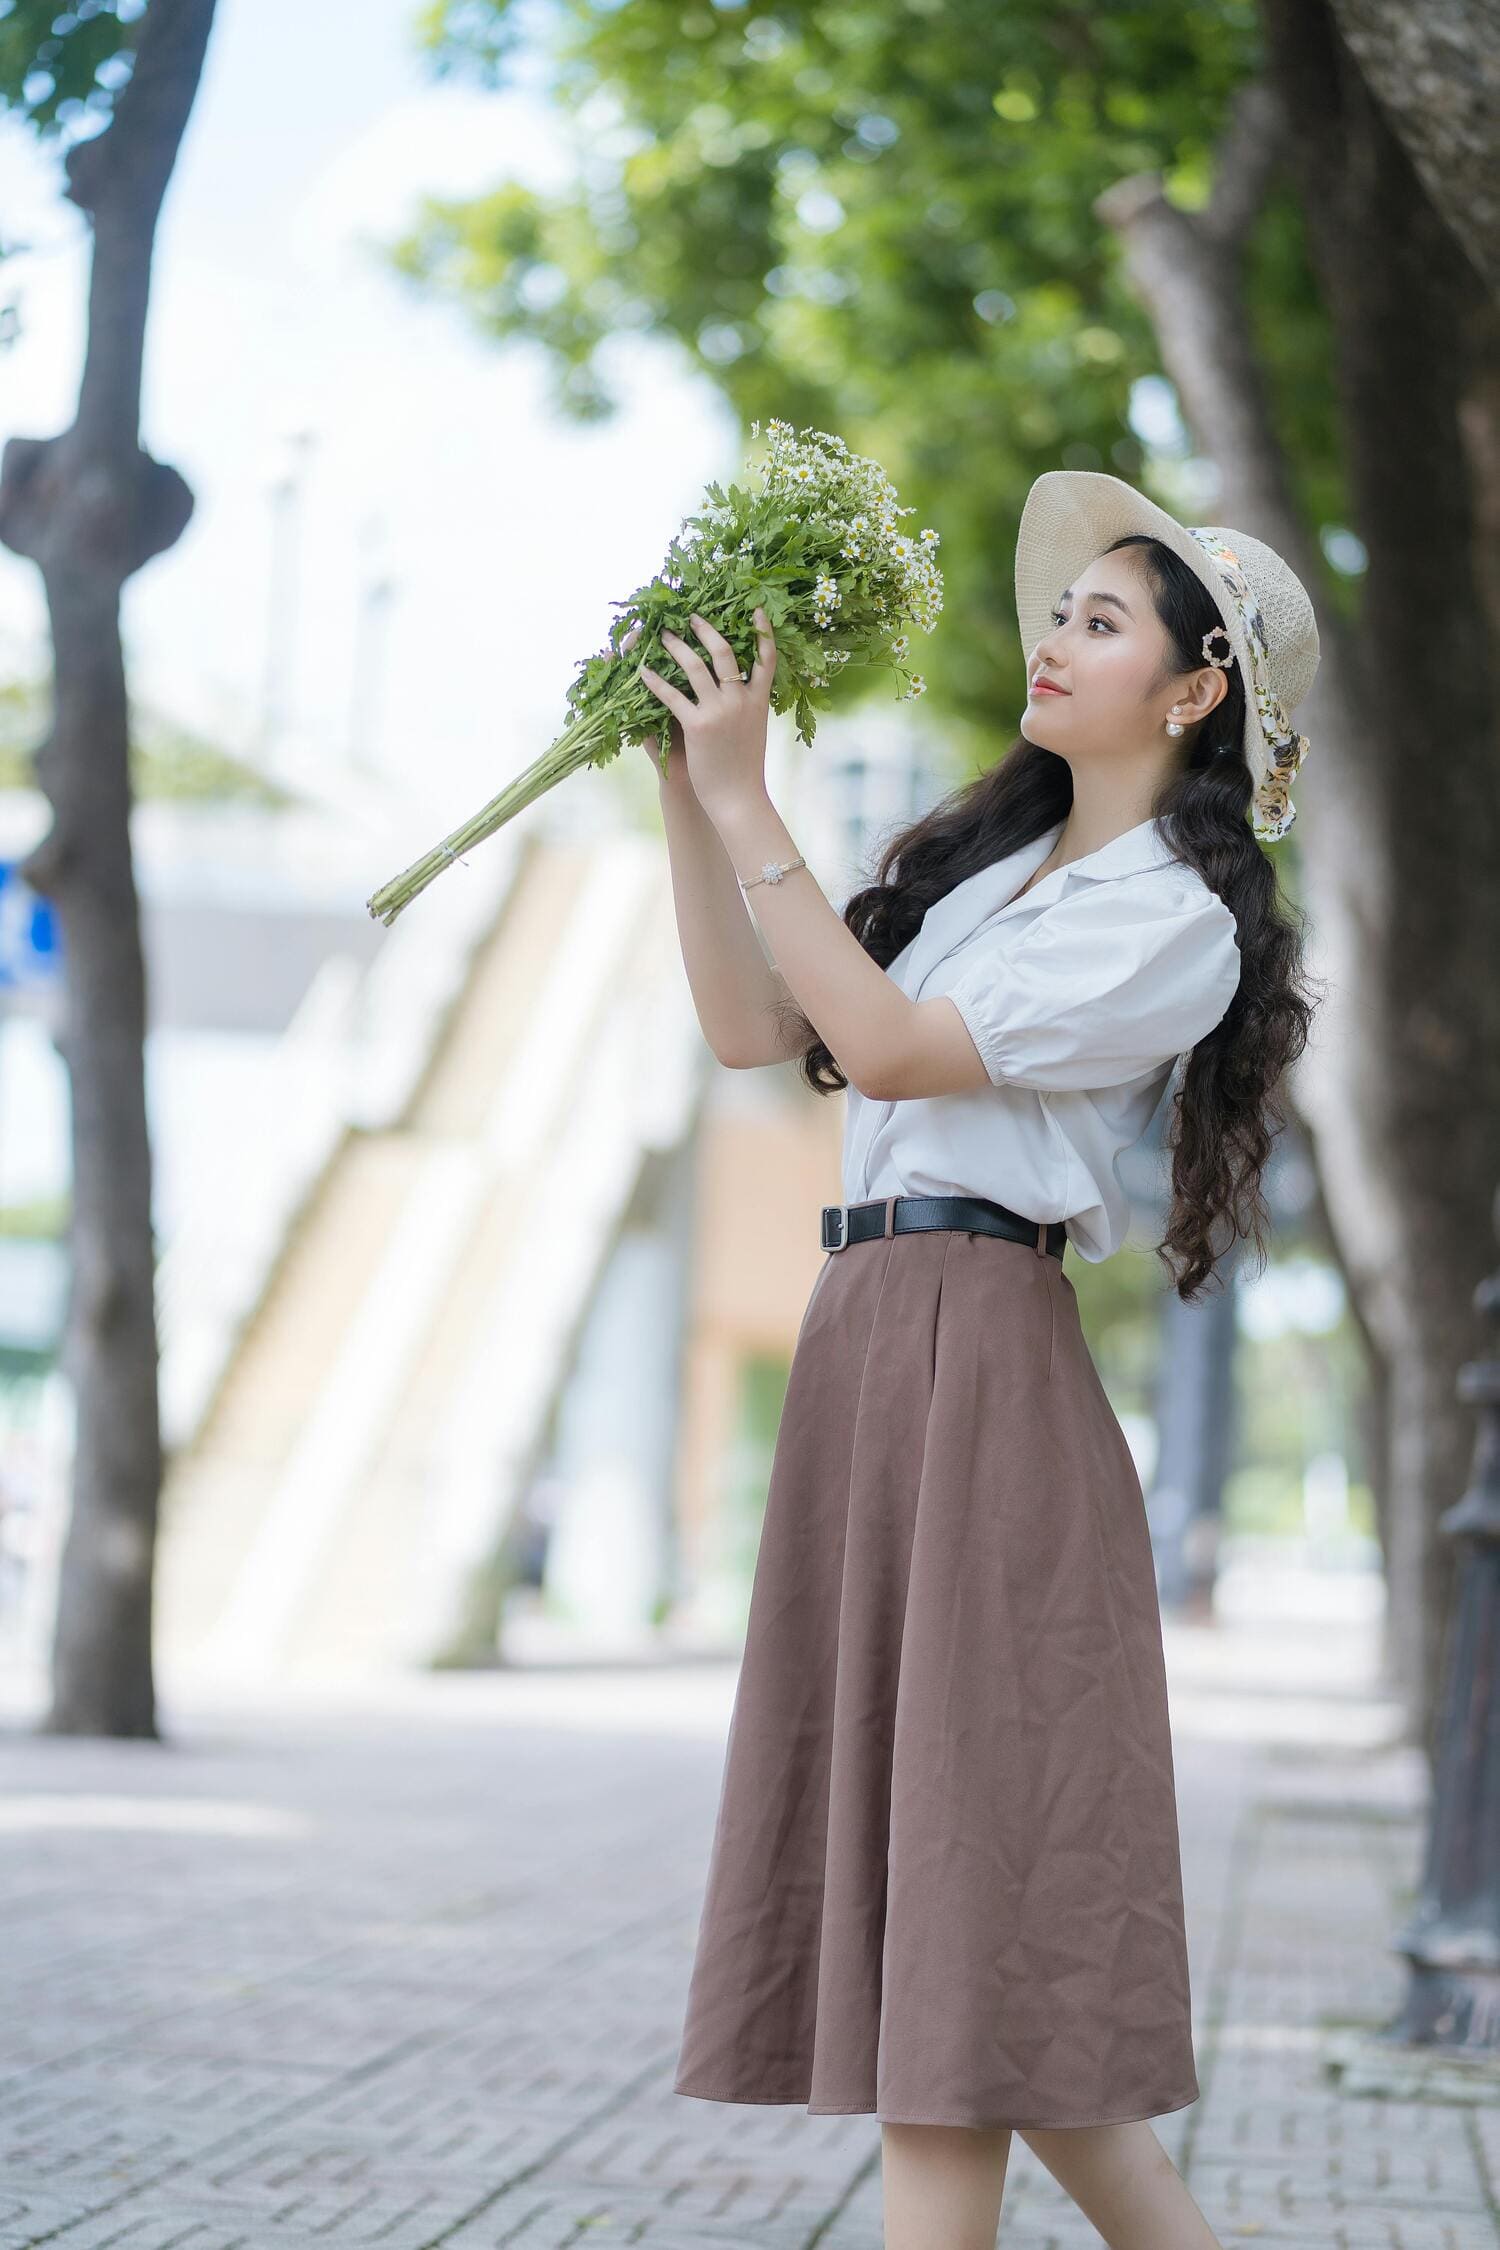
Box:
[365,709,619,927]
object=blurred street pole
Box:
[257,426,316,779]
[1145,1113,1321,1611]
[1149,1237,1243,1614]
[1389,1180,1500,2053]
[348,511,395,778]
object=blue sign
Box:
[0,861,61,988]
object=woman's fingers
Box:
[634,609,770,724]
[749,606,777,692]
[660,625,716,699]
[639,661,695,727]
[640,720,691,783]
[688,611,747,687]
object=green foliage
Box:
[0,1192,68,1240]
[0,1,148,352]
[0,0,144,136]
[388,0,1340,783]
[0,674,292,803]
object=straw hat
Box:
[1014,469,1321,842]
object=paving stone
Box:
[0,2192,119,2250]
[0,2192,482,2249]
[1,1630,1497,2248]
[436,2184,814,2250]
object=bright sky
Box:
[0,0,736,832]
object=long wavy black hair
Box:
[776,533,1319,1301]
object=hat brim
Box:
[1014,470,1263,792]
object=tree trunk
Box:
[0,0,219,1736]
[1259,0,1500,1750]
[1097,6,1500,1749]
[1326,0,1500,297]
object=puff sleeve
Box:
[943,875,1242,1093]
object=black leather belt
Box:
[820,1194,1067,1260]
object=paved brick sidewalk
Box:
[1,1603,1496,2249]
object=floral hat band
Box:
[1185,529,1313,844]
[1014,472,1322,845]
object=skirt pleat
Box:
[672,1226,1199,2131]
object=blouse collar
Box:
[894,817,1181,1010]
[1045,816,1180,886]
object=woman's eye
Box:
[1048,608,1112,632]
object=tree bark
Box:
[1097,11,1500,1748]
[1326,0,1500,296]
[1259,0,1500,1750]
[0,0,219,1736]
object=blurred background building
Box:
[0,0,1385,1709]
[0,677,1379,1695]
[0,694,995,1686]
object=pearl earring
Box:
[1166,705,1185,738]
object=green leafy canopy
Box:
[391,0,1343,774]
[0,0,143,137]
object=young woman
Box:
[639,468,1321,2250]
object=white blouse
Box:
[839,815,1243,1263]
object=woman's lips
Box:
[1031,680,1068,696]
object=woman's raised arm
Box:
[625,620,806,1069]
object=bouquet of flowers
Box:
[366,418,944,926]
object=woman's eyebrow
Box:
[1058,588,1135,619]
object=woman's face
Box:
[1020,551,1223,761]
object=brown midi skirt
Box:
[673,1222,1200,2132]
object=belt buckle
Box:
[822,1203,851,1252]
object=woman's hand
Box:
[639,606,777,830]
[621,620,689,790]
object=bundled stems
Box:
[365,418,943,926]
[366,708,618,927]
